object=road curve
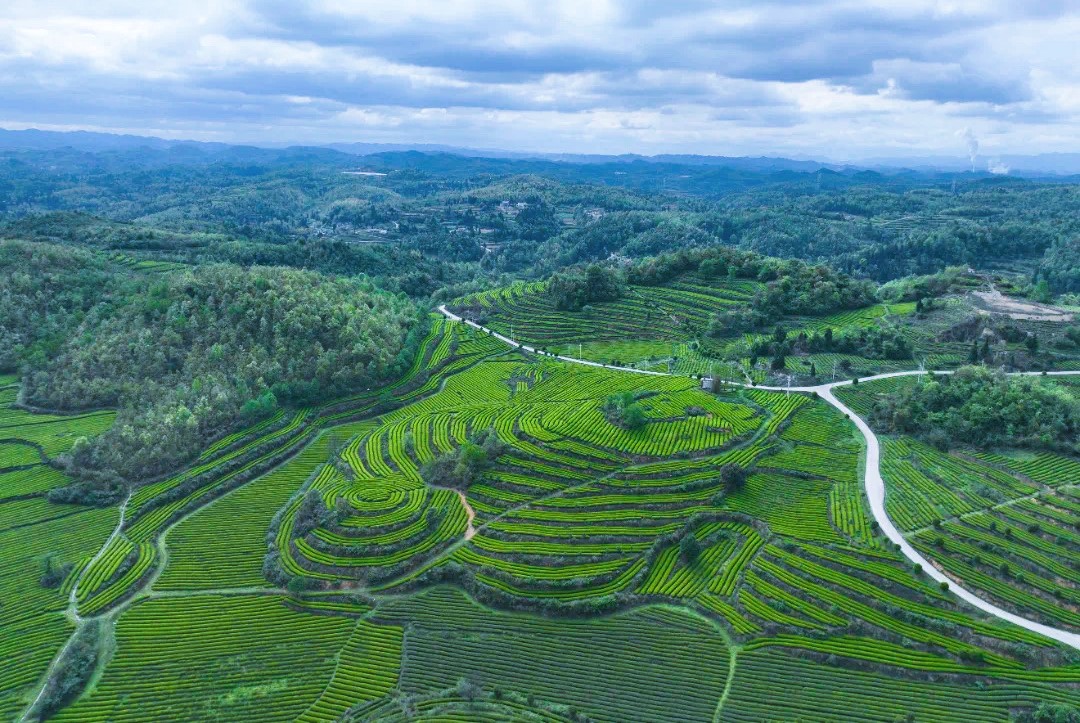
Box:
[818,380,1080,650]
[438,305,1080,649]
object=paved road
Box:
[438,306,669,376]
[439,306,1080,649]
[815,378,1080,650]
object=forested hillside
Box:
[2,148,1078,297]
[4,148,1080,485]
[1,240,419,481]
[869,367,1079,453]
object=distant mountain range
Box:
[2,128,1079,177]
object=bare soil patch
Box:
[971,289,1073,322]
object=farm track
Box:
[18,493,132,722]
[456,490,477,540]
[439,305,1080,650]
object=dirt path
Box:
[437,306,1080,650]
[19,492,132,722]
[456,490,476,540]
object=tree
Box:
[1013,702,1080,723]
[622,403,647,430]
[546,264,623,311]
[680,534,701,563]
[293,489,329,538]
[603,391,647,430]
[585,264,622,302]
[1026,333,1039,354]
[720,463,748,493]
[287,575,312,596]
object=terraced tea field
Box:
[837,375,1080,635]
[0,377,118,722]
[452,276,1080,386]
[4,321,1080,722]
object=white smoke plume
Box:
[957,127,979,171]
[987,159,1010,175]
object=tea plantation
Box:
[3,318,1079,722]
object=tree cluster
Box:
[546,264,624,311]
[421,428,507,490]
[602,391,648,430]
[1012,702,1080,723]
[34,621,102,720]
[632,247,875,337]
[871,366,1078,453]
[2,241,419,482]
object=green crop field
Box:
[451,275,1080,388]
[838,376,1080,634]
[4,316,1079,722]
[0,384,119,721]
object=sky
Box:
[1,1,1078,163]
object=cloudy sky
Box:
[1,1,1078,161]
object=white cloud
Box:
[0,0,1075,157]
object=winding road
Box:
[439,305,1080,650]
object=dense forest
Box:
[1,240,419,481]
[1,146,1078,297]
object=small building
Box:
[700,377,727,393]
